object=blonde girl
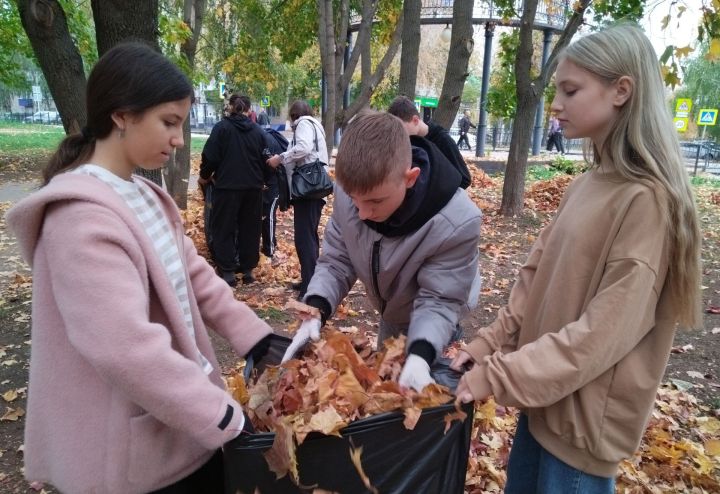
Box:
[452,24,701,493]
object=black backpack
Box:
[262,129,291,211]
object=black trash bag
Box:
[226,336,473,494]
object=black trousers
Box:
[261,180,279,257]
[293,198,324,295]
[457,132,471,150]
[149,449,224,494]
[546,132,565,153]
[210,188,262,274]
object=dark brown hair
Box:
[288,100,313,122]
[43,42,194,185]
[236,95,251,114]
[387,95,420,122]
[335,111,411,194]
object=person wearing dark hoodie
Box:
[280,111,482,393]
[199,95,268,286]
[388,95,472,189]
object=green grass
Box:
[0,122,64,152]
[526,165,565,182]
[690,175,720,188]
[0,121,209,154]
[255,306,291,323]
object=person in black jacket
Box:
[388,95,472,189]
[198,95,268,286]
[457,110,476,150]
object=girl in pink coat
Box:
[6,43,273,494]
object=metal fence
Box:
[449,123,584,155]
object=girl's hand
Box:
[450,349,473,372]
[266,154,282,168]
[455,375,475,403]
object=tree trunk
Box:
[317,0,337,150]
[339,13,403,127]
[91,0,162,186]
[500,0,590,216]
[434,0,474,129]
[91,0,159,54]
[164,0,206,209]
[336,7,404,127]
[398,0,421,98]
[16,0,86,134]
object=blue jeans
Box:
[505,414,615,494]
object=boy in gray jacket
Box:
[282,111,482,392]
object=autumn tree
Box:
[316,0,404,148]
[675,41,720,141]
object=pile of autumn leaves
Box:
[226,331,467,486]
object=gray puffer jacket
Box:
[306,180,482,360]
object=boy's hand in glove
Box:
[281,318,321,363]
[398,354,435,392]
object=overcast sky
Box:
[641,0,703,56]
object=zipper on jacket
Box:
[371,240,386,315]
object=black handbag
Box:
[290,120,334,201]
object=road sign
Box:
[261,96,270,107]
[697,109,718,126]
[674,117,689,132]
[219,82,226,98]
[675,98,692,117]
[414,96,439,108]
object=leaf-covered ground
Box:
[0,153,718,493]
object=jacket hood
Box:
[364,138,461,237]
[5,173,176,267]
[227,114,257,132]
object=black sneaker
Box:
[242,272,256,284]
[219,271,237,287]
[290,281,303,291]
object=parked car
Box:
[24,111,59,124]
[680,140,720,160]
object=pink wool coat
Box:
[6,173,272,494]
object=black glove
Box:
[246,335,272,364]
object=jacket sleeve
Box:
[408,211,481,360]
[281,120,314,165]
[43,204,247,449]
[466,191,669,407]
[199,122,225,180]
[182,234,273,357]
[305,194,358,312]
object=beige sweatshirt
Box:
[464,167,676,477]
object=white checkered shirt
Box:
[72,165,213,374]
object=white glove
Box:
[398,354,435,392]
[281,318,321,363]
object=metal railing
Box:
[351,0,569,32]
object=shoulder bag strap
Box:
[292,119,319,152]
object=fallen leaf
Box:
[349,444,379,494]
[1,406,25,421]
[2,389,18,402]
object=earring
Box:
[118,128,125,139]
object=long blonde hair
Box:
[561,24,702,328]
